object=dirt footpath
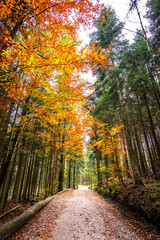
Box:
[11,189,160,240]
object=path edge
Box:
[0,189,70,240]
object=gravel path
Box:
[50,190,140,240]
[11,189,160,240]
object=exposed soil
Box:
[8,189,160,240]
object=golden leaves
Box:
[90,120,124,157]
[0,0,112,162]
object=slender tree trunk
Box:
[27,153,36,201]
[53,147,58,192]
[18,151,29,201]
[58,133,65,192]
[12,135,27,200]
[50,149,55,196]
[12,151,25,200]
[0,103,20,187]
[116,77,144,185]
[135,3,151,51]
[122,136,131,178]
[133,123,148,177]
[0,102,14,154]
[114,149,125,186]
[96,147,102,190]
[0,145,18,211]
[73,160,76,189]
[31,155,39,198]
[136,95,159,177]
[37,153,45,197]
[22,156,31,201]
[68,159,71,189]
[143,91,160,160]
[0,96,30,187]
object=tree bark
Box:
[0,190,70,240]
[73,160,76,189]
[58,133,65,192]
[116,77,144,185]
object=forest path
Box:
[11,189,160,240]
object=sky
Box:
[79,0,149,44]
[101,0,148,41]
[79,0,149,83]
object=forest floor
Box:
[0,196,45,225]
[7,189,160,240]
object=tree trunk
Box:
[18,151,29,201]
[122,136,131,178]
[68,159,71,189]
[0,96,30,187]
[0,192,69,240]
[58,134,65,192]
[12,151,25,200]
[37,153,45,197]
[96,147,102,190]
[133,123,148,177]
[143,91,160,161]
[73,160,76,189]
[0,147,18,212]
[116,77,144,185]
[0,102,14,154]
[136,95,159,177]
[114,150,125,186]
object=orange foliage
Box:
[0,0,111,159]
[90,120,124,157]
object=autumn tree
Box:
[0,0,111,212]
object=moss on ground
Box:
[99,182,160,228]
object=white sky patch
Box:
[80,70,96,84]
[78,0,149,84]
[79,0,149,44]
[102,0,149,42]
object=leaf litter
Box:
[10,189,160,240]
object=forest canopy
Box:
[0,0,160,214]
